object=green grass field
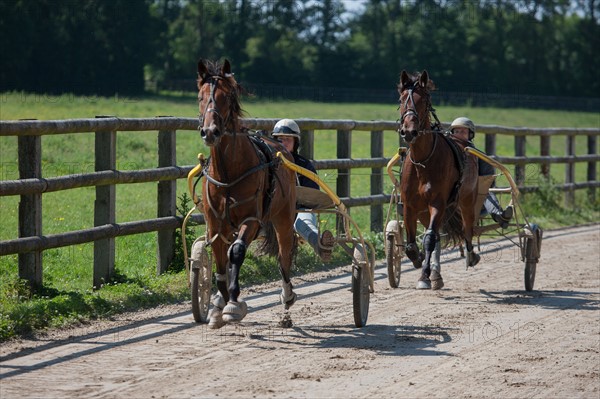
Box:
[0,91,598,341]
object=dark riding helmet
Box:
[450,117,476,140]
[272,119,301,153]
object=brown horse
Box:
[197,59,297,327]
[397,70,480,290]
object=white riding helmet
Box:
[450,117,475,140]
[272,119,301,140]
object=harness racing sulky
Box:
[181,59,375,329]
[385,70,543,291]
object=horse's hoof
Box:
[416,279,431,289]
[466,252,481,268]
[431,271,444,290]
[208,307,225,329]
[412,252,425,269]
[280,291,297,310]
[222,300,248,323]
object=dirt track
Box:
[1,224,599,398]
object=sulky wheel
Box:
[385,233,402,288]
[385,220,403,288]
[352,244,370,327]
[524,224,543,292]
[190,240,212,323]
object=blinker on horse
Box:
[197,59,298,328]
[398,70,481,290]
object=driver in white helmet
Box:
[272,119,335,262]
[450,117,513,228]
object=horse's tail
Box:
[256,222,279,257]
[256,222,297,259]
[441,203,465,248]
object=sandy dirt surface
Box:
[1,224,599,398]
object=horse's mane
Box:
[197,60,246,121]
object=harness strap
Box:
[203,135,285,243]
[408,131,438,168]
[203,159,275,188]
[441,133,466,206]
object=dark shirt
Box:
[464,140,494,176]
[292,153,320,189]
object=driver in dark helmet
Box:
[272,119,335,262]
[450,117,514,229]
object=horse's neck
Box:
[209,134,256,178]
[410,125,434,158]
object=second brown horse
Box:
[397,70,481,289]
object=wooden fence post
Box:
[485,132,496,155]
[515,135,526,186]
[300,129,314,161]
[94,117,116,288]
[18,133,43,292]
[588,134,597,203]
[337,129,351,230]
[157,125,176,274]
[370,130,383,232]
[336,129,351,197]
[540,135,551,178]
[565,134,575,207]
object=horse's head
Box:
[397,70,434,144]
[197,59,243,146]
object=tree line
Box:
[1,0,598,99]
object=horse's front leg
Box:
[417,206,444,290]
[404,206,423,269]
[222,223,259,323]
[208,239,229,329]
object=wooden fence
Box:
[1,117,598,292]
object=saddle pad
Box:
[296,187,335,210]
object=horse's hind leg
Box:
[460,199,481,268]
[275,222,297,311]
[430,240,444,290]
[464,240,480,268]
[404,209,424,269]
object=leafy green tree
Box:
[1,0,598,99]
[0,0,156,95]
[242,1,311,84]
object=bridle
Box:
[399,87,421,129]
[398,82,443,145]
[198,75,236,138]
[398,81,445,167]
[398,83,429,142]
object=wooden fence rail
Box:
[1,117,598,291]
